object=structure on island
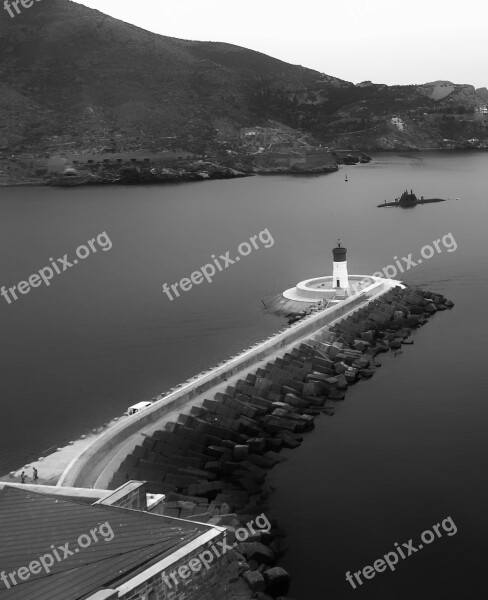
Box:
[396,189,418,206]
[48,166,99,186]
[378,189,446,208]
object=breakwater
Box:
[108,285,452,599]
[55,276,392,490]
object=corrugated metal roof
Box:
[0,486,210,600]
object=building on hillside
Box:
[473,105,488,123]
[240,127,312,153]
[390,117,404,131]
[0,482,232,600]
[268,140,310,153]
[252,149,336,171]
[69,151,194,167]
[45,152,195,174]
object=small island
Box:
[378,189,447,208]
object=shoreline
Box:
[0,166,337,188]
[1,147,486,188]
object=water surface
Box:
[1,151,487,596]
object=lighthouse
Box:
[281,239,390,308]
[332,239,349,289]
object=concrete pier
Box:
[102,283,452,518]
[1,276,400,490]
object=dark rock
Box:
[242,569,266,592]
[276,432,301,449]
[359,369,375,378]
[234,445,249,461]
[266,438,283,452]
[264,566,291,596]
[239,542,275,565]
[344,369,358,384]
[326,389,346,400]
[246,454,279,469]
[334,361,348,375]
[247,438,267,454]
[335,373,348,389]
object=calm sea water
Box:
[1,151,487,596]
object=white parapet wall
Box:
[284,275,375,302]
[58,277,402,489]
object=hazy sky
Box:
[73,0,486,88]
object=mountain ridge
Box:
[0,0,486,154]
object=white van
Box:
[125,401,153,416]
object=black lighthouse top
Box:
[333,239,347,262]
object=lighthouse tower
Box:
[332,239,349,289]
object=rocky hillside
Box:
[0,0,486,154]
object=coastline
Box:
[0,164,337,188]
[2,147,486,188]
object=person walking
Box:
[32,467,38,481]
[20,471,26,484]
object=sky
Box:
[72,0,486,88]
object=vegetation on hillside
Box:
[0,0,486,155]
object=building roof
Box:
[0,486,209,600]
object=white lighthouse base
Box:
[284,275,379,305]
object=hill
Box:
[0,0,486,154]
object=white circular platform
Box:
[283,275,375,303]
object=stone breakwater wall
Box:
[110,285,453,600]
[58,278,391,489]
